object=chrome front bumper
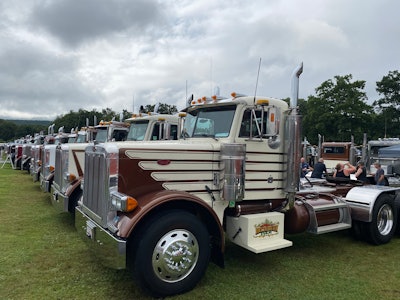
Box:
[51,184,69,212]
[75,206,126,269]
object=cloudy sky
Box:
[0,0,398,120]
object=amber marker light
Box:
[68,173,77,182]
[256,99,269,105]
[125,196,138,212]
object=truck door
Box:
[237,106,285,201]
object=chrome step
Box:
[303,197,352,235]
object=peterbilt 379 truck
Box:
[51,115,179,214]
[51,120,128,213]
[75,64,400,297]
[39,127,84,192]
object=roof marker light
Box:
[256,99,269,105]
[231,92,247,98]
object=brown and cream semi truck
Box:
[75,64,400,297]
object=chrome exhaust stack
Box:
[284,63,303,203]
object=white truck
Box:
[39,127,90,193]
[75,64,400,297]
[51,115,178,213]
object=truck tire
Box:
[68,189,82,214]
[351,220,367,241]
[366,194,397,245]
[133,210,211,297]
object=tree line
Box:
[1,70,400,144]
[299,70,400,145]
[0,104,178,142]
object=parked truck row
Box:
[3,63,400,298]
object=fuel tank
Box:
[285,193,350,234]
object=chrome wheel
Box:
[377,203,394,236]
[152,229,199,283]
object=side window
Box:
[113,129,128,141]
[239,110,251,137]
[171,125,178,140]
[239,109,266,138]
[151,124,160,140]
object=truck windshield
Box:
[95,128,108,143]
[67,136,77,143]
[76,134,87,143]
[323,147,345,154]
[127,121,149,141]
[183,105,235,138]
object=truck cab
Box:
[29,133,45,181]
[320,141,358,174]
[367,138,400,178]
[125,113,179,141]
[38,130,70,192]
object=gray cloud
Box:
[0,0,399,121]
[30,0,164,47]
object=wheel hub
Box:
[377,204,394,235]
[152,229,199,283]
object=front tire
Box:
[366,194,397,245]
[133,210,210,297]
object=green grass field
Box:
[1,163,400,299]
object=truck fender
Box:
[117,190,225,267]
[65,178,82,198]
[65,178,83,212]
[345,185,400,222]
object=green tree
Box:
[141,103,178,115]
[53,108,126,133]
[0,120,17,141]
[303,75,373,145]
[373,70,400,138]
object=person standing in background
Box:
[354,161,368,182]
[374,162,385,186]
[311,158,327,178]
[333,162,356,178]
[301,157,313,177]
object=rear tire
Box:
[132,210,210,298]
[351,220,367,241]
[366,194,397,245]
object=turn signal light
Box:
[111,191,138,212]
[68,173,77,182]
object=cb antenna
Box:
[253,57,262,104]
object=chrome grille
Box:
[54,147,63,190]
[83,146,109,227]
[40,147,46,177]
